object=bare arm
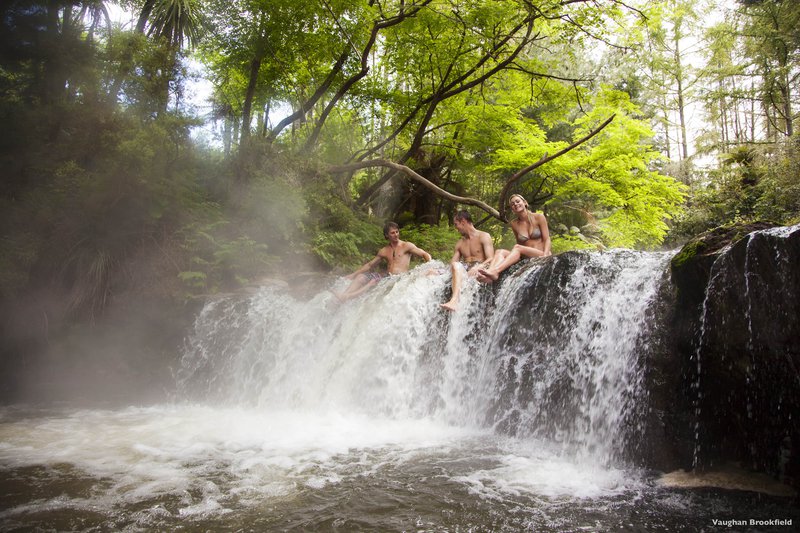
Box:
[480,232,495,261]
[510,218,522,242]
[346,254,382,279]
[407,243,432,262]
[537,213,552,256]
[450,241,463,264]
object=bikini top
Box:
[516,212,542,243]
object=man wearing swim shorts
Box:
[333,221,432,302]
[440,210,494,311]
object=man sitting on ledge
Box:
[440,210,494,312]
[333,221,432,302]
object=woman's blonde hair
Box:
[508,194,528,208]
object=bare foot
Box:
[478,268,498,282]
[440,300,458,312]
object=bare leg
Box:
[490,249,510,269]
[333,275,375,302]
[479,245,545,283]
[478,249,515,282]
[440,262,464,311]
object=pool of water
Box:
[1,404,797,531]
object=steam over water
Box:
[1,252,797,530]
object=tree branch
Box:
[354,15,538,206]
[331,159,502,220]
[334,115,616,223]
[305,0,434,150]
[355,12,537,191]
[507,62,593,84]
[266,49,350,143]
[498,113,616,217]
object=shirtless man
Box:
[440,210,494,312]
[333,221,432,302]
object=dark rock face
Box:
[669,223,800,487]
[670,222,777,311]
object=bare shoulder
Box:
[391,240,409,254]
[377,245,393,258]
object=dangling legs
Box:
[440,262,465,311]
[479,248,519,282]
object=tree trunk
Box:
[674,59,688,159]
[749,82,756,142]
[731,76,741,142]
[408,154,446,224]
[671,18,689,161]
[266,50,350,143]
[780,81,793,137]
[719,79,729,150]
[240,55,262,143]
[223,114,232,156]
[262,101,271,137]
[136,0,155,34]
[41,4,68,103]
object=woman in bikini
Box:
[478,194,551,283]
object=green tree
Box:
[125,0,206,112]
[738,0,799,139]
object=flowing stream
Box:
[1,251,797,531]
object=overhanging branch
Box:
[498,113,615,217]
[332,114,616,223]
[330,159,503,220]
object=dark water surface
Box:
[1,405,797,532]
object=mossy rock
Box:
[670,238,708,271]
[670,221,777,307]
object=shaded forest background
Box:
[0,0,797,401]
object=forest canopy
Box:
[0,0,798,325]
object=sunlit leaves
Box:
[556,87,687,247]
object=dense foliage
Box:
[0,0,797,352]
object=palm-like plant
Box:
[129,0,206,112]
[141,0,205,50]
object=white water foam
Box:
[0,404,637,522]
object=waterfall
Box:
[4,228,800,531]
[482,250,673,464]
[179,251,673,465]
[688,224,800,474]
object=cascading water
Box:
[178,250,670,463]
[2,247,798,531]
[481,251,673,465]
[690,244,733,469]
